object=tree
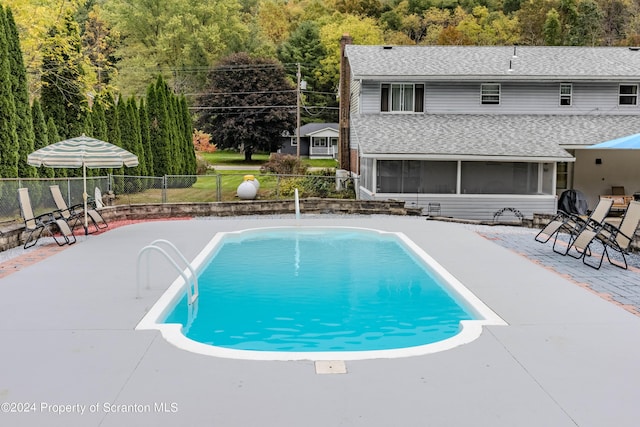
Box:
[146,76,172,175]
[103,0,250,97]
[31,99,54,178]
[317,14,385,91]
[0,5,19,178]
[5,7,36,178]
[82,4,118,97]
[196,53,296,161]
[177,95,197,175]
[40,10,88,142]
[45,117,66,177]
[568,0,603,46]
[138,98,154,178]
[600,0,629,46]
[543,8,563,45]
[277,21,336,122]
[517,0,554,45]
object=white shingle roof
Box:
[345,45,640,81]
[350,114,640,159]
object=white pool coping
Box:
[136,226,507,361]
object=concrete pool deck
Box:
[1,215,639,426]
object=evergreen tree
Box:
[91,98,109,141]
[46,117,65,178]
[138,98,154,179]
[0,6,19,178]
[116,96,132,186]
[276,21,335,122]
[31,100,54,178]
[127,97,147,178]
[6,7,36,178]
[104,93,122,191]
[146,76,172,176]
[179,95,197,175]
[543,9,563,46]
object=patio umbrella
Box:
[587,132,640,149]
[27,134,138,234]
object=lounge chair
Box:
[570,200,640,270]
[534,197,613,255]
[18,188,76,249]
[49,185,108,233]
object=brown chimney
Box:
[338,34,353,172]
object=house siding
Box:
[358,80,640,115]
[358,191,556,220]
[350,79,361,114]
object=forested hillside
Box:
[0,0,638,178]
[4,0,639,103]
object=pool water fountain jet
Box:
[294,188,301,222]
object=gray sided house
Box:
[339,44,640,220]
[280,123,339,159]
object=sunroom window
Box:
[381,84,424,113]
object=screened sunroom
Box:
[351,115,574,220]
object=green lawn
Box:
[198,150,338,169]
[199,151,269,165]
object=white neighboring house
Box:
[280,123,339,159]
[339,43,640,220]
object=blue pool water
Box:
[163,228,476,352]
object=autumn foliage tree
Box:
[196,53,296,161]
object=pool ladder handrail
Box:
[136,239,199,305]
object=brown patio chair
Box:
[569,201,640,269]
[535,197,613,255]
[49,185,108,233]
[18,188,76,249]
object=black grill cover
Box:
[558,189,588,215]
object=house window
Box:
[481,83,500,104]
[619,84,638,105]
[560,83,572,106]
[312,137,328,147]
[381,84,424,113]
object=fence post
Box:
[162,175,167,204]
[66,179,72,206]
[276,176,280,199]
[216,174,221,202]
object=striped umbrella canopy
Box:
[27,134,138,234]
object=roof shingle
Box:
[351,114,640,159]
[345,45,640,80]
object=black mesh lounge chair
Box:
[569,200,640,270]
[18,188,76,249]
[49,185,107,233]
[535,197,613,255]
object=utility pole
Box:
[296,62,301,158]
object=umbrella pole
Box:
[83,163,89,235]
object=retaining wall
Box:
[0,199,420,252]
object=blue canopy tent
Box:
[587,133,640,149]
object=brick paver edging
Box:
[0,217,192,280]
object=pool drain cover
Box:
[315,360,347,374]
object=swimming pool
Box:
[136,227,506,360]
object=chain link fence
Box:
[0,173,358,223]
